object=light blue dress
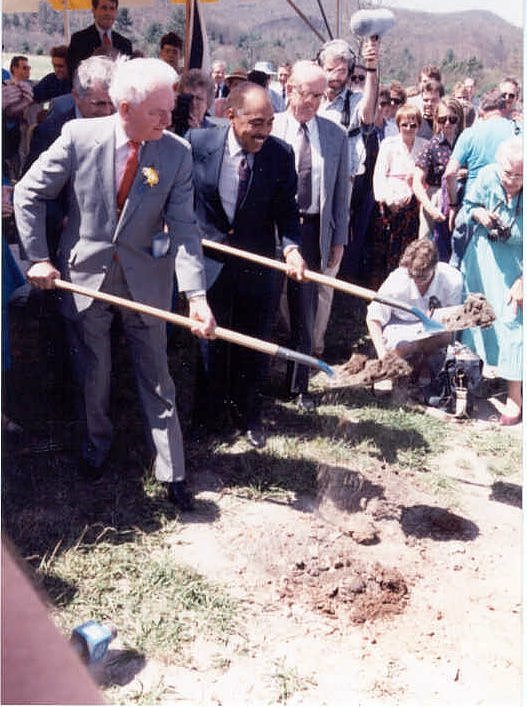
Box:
[460,163,523,380]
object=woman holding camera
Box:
[460,136,523,425]
[413,97,465,261]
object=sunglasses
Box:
[436,115,459,125]
[390,97,403,105]
[400,122,417,129]
[501,92,517,100]
[351,75,366,83]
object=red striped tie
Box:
[102,31,112,48]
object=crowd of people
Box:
[2,0,523,511]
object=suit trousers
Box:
[286,218,320,394]
[66,260,185,482]
[195,258,280,429]
[312,255,343,356]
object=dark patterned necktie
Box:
[297,123,312,211]
[102,31,111,48]
[235,152,251,211]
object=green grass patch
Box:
[41,529,237,663]
[270,658,317,703]
[462,428,522,478]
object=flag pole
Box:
[184,0,191,69]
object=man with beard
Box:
[315,37,379,356]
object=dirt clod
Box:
[441,293,496,331]
[332,351,413,388]
[282,556,409,624]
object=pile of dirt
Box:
[279,555,409,625]
[331,351,412,388]
[440,293,496,331]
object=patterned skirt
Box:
[369,196,419,289]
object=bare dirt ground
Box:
[4,291,523,706]
[99,396,522,706]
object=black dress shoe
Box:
[246,427,267,448]
[295,393,316,412]
[80,458,108,481]
[167,480,195,511]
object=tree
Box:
[116,8,133,32]
[145,22,163,46]
[168,9,185,38]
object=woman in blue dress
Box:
[460,136,523,425]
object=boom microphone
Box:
[349,8,395,38]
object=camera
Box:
[171,92,193,137]
[487,212,511,241]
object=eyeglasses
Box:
[351,74,366,84]
[88,99,114,107]
[291,86,324,100]
[390,97,403,105]
[436,115,459,125]
[379,100,389,107]
[501,92,517,100]
[399,122,417,129]
[502,169,523,180]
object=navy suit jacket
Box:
[24,98,76,172]
[67,24,132,76]
[187,124,301,287]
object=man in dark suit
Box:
[211,60,229,99]
[67,0,133,78]
[14,58,215,510]
[25,55,115,174]
[188,83,305,448]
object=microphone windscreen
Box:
[349,8,395,38]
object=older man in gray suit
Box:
[14,58,215,511]
[272,60,350,410]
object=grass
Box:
[2,291,522,703]
[462,428,522,478]
[270,658,317,704]
[43,527,237,663]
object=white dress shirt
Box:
[218,127,254,224]
[283,113,322,215]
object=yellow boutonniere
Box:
[142,167,159,188]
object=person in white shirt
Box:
[367,239,462,367]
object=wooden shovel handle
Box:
[201,238,377,301]
[54,279,279,356]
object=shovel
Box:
[54,279,336,377]
[202,239,445,334]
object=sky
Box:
[385,0,523,28]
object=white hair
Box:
[496,136,523,167]
[289,60,327,88]
[74,55,115,97]
[109,58,178,106]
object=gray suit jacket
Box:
[14,114,205,320]
[271,112,351,270]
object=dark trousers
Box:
[286,217,320,395]
[194,258,281,430]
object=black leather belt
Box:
[299,212,320,225]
